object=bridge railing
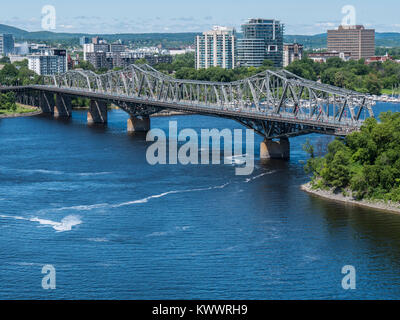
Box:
[43,64,375,127]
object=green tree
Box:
[365,73,383,95]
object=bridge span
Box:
[0,64,375,159]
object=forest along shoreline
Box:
[300,112,400,215]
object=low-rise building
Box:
[365,53,396,65]
[283,43,303,67]
[9,55,27,63]
[308,51,352,63]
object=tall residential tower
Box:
[238,19,284,67]
[196,26,236,70]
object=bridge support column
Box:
[87,100,108,124]
[39,92,55,114]
[127,116,150,133]
[54,94,72,118]
[260,138,290,160]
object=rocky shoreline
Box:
[0,109,42,119]
[301,182,400,214]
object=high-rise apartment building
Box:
[83,43,110,60]
[283,43,303,67]
[327,25,375,60]
[237,19,284,67]
[196,26,236,70]
[79,36,91,46]
[28,49,67,75]
[86,52,110,70]
[0,34,15,56]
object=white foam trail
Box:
[31,169,64,175]
[0,215,26,220]
[0,166,112,177]
[8,262,45,267]
[0,214,81,232]
[244,171,276,183]
[111,183,230,208]
[76,172,112,177]
[146,226,191,237]
[0,168,64,175]
[146,231,171,237]
[36,183,230,214]
[51,203,109,212]
[87,238,109,243]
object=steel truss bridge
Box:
[1,64,375,143]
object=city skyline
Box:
[1,0,400,35]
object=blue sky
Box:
[1,0,400,35]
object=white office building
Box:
[196,26,236,70]
[28,49,68,75]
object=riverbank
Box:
[151,110,193,117]
[72,106,192,117]
[301,182,400,214]
[0,105,41,119]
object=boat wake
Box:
[244,171,276,183]
[41,182,231,214]
[0,214,82,232]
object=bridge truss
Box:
[41,64,375,139]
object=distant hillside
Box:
[375,32,400,47]
[284,34,327,49]
[0,24,28,37]
[285,32,400,49]
[2,24,400,48]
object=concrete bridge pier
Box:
[16,93,29,106]
[39,92,55,114]
[54,94,72,118]
[260,138,290,160]
[87,100,108,124]
[127,116,150,133]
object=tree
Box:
[0,92,17,111]
[0,56,10,64]
[365,73,382,95]
[75,61,96,72]
[305,112,400,202]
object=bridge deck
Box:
[0,85,362,137]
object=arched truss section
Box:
[43,64,375,129]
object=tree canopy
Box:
[305,112,400,202]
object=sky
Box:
[1,0,400,35]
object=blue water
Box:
[0,103,400,300]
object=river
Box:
[0,102,399,300]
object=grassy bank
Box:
[0,104,40,117]
[381,88,400,95]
